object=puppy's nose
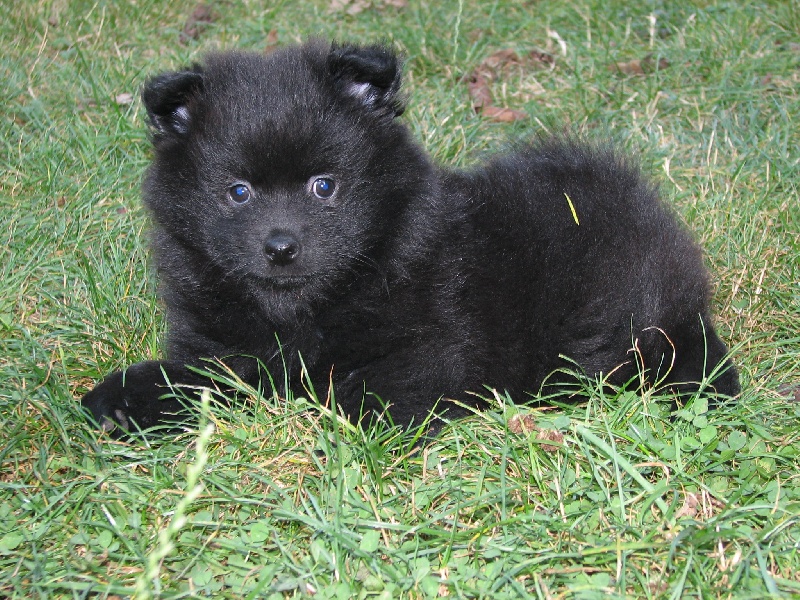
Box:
[264,233,300,266]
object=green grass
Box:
[2,0,799,597]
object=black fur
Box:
[81,40,739,435]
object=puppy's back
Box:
[448,139,738,398]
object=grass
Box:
[1,0,799,597]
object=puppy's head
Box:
[141,41,431,320]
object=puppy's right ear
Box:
[141,68,204,137]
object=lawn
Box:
[1,0,799,598]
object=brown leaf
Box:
[383,0,407,7]
[610,54,669,76]
[675,492,700,519]
[464,47,541,122]
[481,105,527,123]
[535,428,564,453]
[777,383,800,402]
[483,49,523,71]
[467,29,484,43]
[776,40,800,53]
[467,73,493,109]
[470,47,554,85]
[528,50,555,68]
[507,414,562,452]
[348,0,370,14]
[265,29,279,54]
[508,413,536,434]
[77,98,97,111]
[181,3,217,43]
[329,0,370,14]
[643,55,670,71]
[611,58,645,75]
[114,92,134,106]
[484,48,554,72]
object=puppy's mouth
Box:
[260,274,313,290]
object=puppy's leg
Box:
[81,360,208,437]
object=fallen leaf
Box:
[348,0,370,15]
[776,40,800,53]
[645,55,670,71]
[611,59,645,75]
[466,73,493,109]
[508,413,536,434]
[265,29,279,53]
[481,105,527,123]
[77,98,97,111]
[610,54,670,75]
[462,46,549,121]
[181,3,217,43]
[483,49,523,71]
[528,49,555,68]
[114,92,134,106]
[383,0,407,7]
[675,492,700,519]
[508,414,563,451]
[777,383,800,402]
[329,0,370,14]
[535,428,564,452]
[479,48,553,74]
[467,29,484,43]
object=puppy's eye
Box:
[310,177,336,200]
[227,182,252,204]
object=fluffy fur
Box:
[81,40,739,435]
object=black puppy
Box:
[81,40,739,435]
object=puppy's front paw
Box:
[81,361,188,436]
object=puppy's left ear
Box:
[327,44,405,117]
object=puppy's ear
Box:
[141,68,204,137]
[327,44,405,117]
